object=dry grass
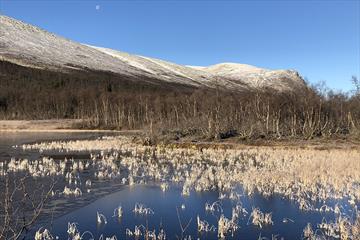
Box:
[8,135,360,239]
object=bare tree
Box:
[0,174,56,240]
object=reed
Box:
[4,135,359,239]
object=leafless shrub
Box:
[0,174,55,240]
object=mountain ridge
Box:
[0,15,306,91]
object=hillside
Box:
[0,15,306,92]
[0,15,359,142]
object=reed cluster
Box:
[2,136,359,239]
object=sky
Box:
[0,0,359,91]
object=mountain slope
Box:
[0,15,306,91]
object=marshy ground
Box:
[0,132,359,239]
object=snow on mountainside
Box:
[0,15,306,91]
[190,63,305,89]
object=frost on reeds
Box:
[97,211,107,224]
[232,203,248,220]
[14,137,360,212]
[126,225,144,238]
[63,186,82,197]
[248,208,273,228]
[205,200,223,213]
[20,136,142,154]
[126,225,164,240]
[12,136,360,237]
[112,206,123,218]
[352,213,360,239]
[99,235,118,240]
[302,210,360,240]
[303,223,315,239]
[133,203,155,215]
[19,136,360,208]
[34,228,54,240]
[5,157,65,177]
[67,222,79,237]
[197,215,216,232]
[218,214,238,238]
[317,216,354,239]
[160,182,169,192]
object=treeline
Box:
[80,84,360,140]
[1,60,359,140]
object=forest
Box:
[1,60,359,141]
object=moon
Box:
[95,5,100,10]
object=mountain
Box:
[0,15,306,92]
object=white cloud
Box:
[95,5,100,10]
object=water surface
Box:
[0,132,356,239]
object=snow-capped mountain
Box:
[0,15,306,91]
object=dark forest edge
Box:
[1,60,360,144]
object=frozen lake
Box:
[0,132,358,239]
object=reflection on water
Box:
[38,185,340,239]
[0,132,106,161]
[1,132,358,239]
[0,132,123,238]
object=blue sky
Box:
[0,0,359,91]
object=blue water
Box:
[0,132,356,240]
[0,132,107,161]
[41,184,341,240]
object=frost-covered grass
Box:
[4,136,360,239]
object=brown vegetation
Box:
[1,60,359,141]
[17,136,360,239]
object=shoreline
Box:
[0,120,139,133]
[2,124,359,239]
[166,138,360,150]
[1,119,359,150]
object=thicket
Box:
[1,60,359,140]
